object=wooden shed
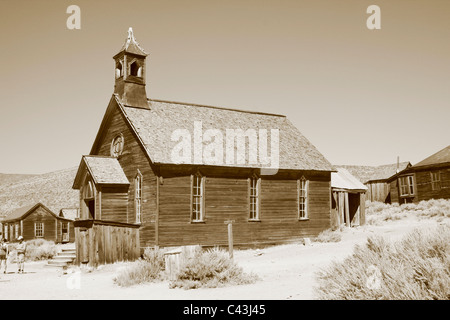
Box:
[388,145,450,204]
[340,162,411,203]
[1,203,75,243]
[331,168,367,229]
[72,28,335,266]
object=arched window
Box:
[83,180,95,200]
[135,170,143,223]
[130,61,139,77]
[115,61,123,79]
[83,179,95,220]
[298,176,309,220]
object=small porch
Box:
[331,168,367,229]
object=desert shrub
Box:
[113,247,166,287]
[314,229,342,243]
[170,247,259,289]
[365,199,450,225]
[315,224,450,300]
[7,239,58,261]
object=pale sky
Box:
[0,0,449,174]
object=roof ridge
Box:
[84,155,116,159]
[148,98,286,118]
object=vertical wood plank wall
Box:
[366,181,390,202]
[74,221,140,266]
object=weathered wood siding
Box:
[74,220,140,266]
[2,206,75,243]
[22,206,57,242]
[389,179,400,204]
[366,181,390,203]
[92,102,158,248]
[415,168,450,201]
[158,170,331,247]
[99,186,129,223]
[389,167,450,204]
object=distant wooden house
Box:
[72,28,335,266]
[339,161,411,203]
[0,203,75,243]
[365,162,411,203]
[331,168,367,229]
[388,145,450,204]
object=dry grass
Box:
[365,199,450,225]
[7,239,58,261]
[169,247,260,289]
[113,247,166,287]
[315,224,450,300]
[314,228,343,243]
[113,247,259,289]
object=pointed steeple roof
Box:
[120,27,148,56]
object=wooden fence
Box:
[74,220,140,267]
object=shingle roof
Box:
[73,156,130,189]
[84,156,130,185]
[118,97,334,172]
[119,27,147,56]
[339,162,411,183]
[412,145,450,168]
[1,203,59,222]
[331,168,368,191]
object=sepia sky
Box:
[0,0,449,174]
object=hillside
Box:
[0,167,79,218]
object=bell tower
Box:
[113,28,149,109]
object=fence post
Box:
[224,220,235,259]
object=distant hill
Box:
[0,173,39,186]
[0,167,79,218]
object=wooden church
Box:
[72,28,335,265]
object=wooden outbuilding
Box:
[1,203,75,243]
[364,162,411,203]
[331,168,367,229]
[72,28,335,266]
[388,145,450,204]
[340,162,411,203]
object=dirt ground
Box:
[0,216,445,300]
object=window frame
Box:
[248,175,261,221]
[430,171,441,191]
[399,175,415,197]
[135,170,143,224]
[298,176,309,220]
[191,172,205,223]
[35,222,44,238]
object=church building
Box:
[72,28,335,265]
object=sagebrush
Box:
[7,239,58,261]
[170,247,259,289]
[365,199,450,225]
[315,224,450,300]
[113,247,166,287]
